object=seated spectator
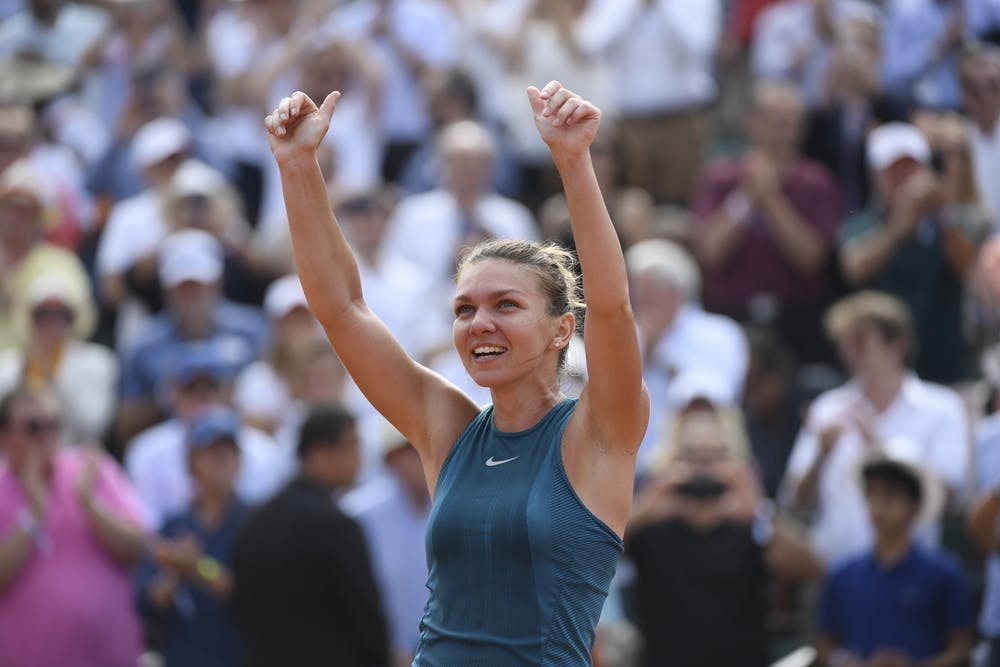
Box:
[960,44,1000,229]
[816,455,974,667]
[116,228,266,442]
[232,404,389,667]
[691,81,841,365]
[625,238,748,472]
[0,271,116,444]
[136,408,249,667]
[839,122,975,383]
[783,291,969,566]
[125,342,289,530]
[0,386,147,667]
[625,404,823,667]
[381,119,537,283]
[342,425,431,666]
[0,158,91,353]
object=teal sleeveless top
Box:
[413,398,623,666]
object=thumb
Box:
[318,90,341,123]
[526,86,545,116]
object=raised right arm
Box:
[265,91,479,475]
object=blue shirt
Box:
[120,300,266,403]
[415,399,623,666]
[136,499,249,667]
[819,546,973,660]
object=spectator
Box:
[342,424,431,666]
[751,0,882,108]
[327,0,460,183]
[783,291,969,566]
[0,0,111,67]
[136,407,249,667]
[625,404,823,667]
[816,455,974,667]
[381,119,537,283]
[0,386,147,667]
[231,404,389,667]
[960,44,1000,229]
[116,228,266,442]
[691,81,841,365]
[0,158,91,353]
[881,0,967,111]
[0,271,116,444]
[125,341,289,530]
[625,238,749,472]
[742,325,804,499]
[969,396,1000,667]
[95,116,194,345]
[577,0,721,205]
[839,122,973,383]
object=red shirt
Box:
[691,157,840,308]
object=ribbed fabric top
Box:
[413,398,623,667]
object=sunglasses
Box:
[32,306,74,325]
[8,417,60,438]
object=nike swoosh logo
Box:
[485,456,519,467]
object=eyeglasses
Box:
[7,417,60,438]
[32,306,74,325]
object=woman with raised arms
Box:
[264,80,648,666]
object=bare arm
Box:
[840,222,909,286]
[264,92,478,478]
[0,515,39,593]
[527,82,649,451]
[968,489,1000,553]
[693,196,751,271]
[758,189,828,276]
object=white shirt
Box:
[0,3,110,65]
[969,118,1000,229]
[328,0,459,143]
[341,473,430,657]
[95,190,165,278]
[125,418,293,530]
[637,304,748,471]
[382,189,538,282]
[752,0,881,107]
[577,0,721,115]
[784,374,970,566]
[0,340,118,445]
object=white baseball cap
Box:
[866,122,931,172]
[158,228,223,288]
[263,274,309,319]
[132,117,191,170]
[170,159,228,198]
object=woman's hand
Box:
[264,90,341,163]
[527,81,600,160]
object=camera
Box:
[676,475,728,500]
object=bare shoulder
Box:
[559,394,645,537]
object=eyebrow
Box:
[453,288,526,303]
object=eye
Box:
[454,304,474,317]
[497,299,518,310]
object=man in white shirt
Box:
[961,45,1000,228]
[783,290,969,566]
[625,239,749,473]
[576,0,721,203]
[381,120,537,283]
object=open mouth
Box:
[472,345,507,360]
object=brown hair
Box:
[824,290,916,363]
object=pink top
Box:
[0,449,146,667]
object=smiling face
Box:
[452,258,573,390]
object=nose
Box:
[468,307,496,336]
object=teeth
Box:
[474,346,506,355]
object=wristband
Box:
[196,555,222,583]
[16,508,52,555]
[724,191,752,225]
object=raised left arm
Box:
[528,81,649,452]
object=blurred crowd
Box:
[1,0,1000,666]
